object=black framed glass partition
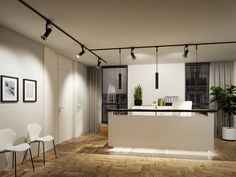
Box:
[185,62,210,109]
[102,66,128,123]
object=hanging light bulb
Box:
[183,45,189,58]
[155,47,159,89]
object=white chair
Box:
[0,129,34,177]
[22,124,57,165]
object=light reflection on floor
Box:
[108,147,217,160]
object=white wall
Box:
[76,63,89,136]
[0,26,44,167]
[128,63,185,107]
[0,26,89,169]
[44,47,58,146]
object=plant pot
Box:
[222,127,236,140]
[134,100,142,106]
[234,115,236,127]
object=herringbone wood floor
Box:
[0,134,236,177]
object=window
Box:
[185,63,210,109]
[102,66,128,123]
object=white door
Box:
[57,56,73,143]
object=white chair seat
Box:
[5,143,30,152]
[34,135,54,142]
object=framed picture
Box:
[1,75,19,102]
[23,79,37,102]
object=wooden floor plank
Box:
[0,134,236,177]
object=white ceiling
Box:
[0,0,236,66]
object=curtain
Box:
[87,67,102,133]
[209,61,234,137]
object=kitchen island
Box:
[108,110,214,151]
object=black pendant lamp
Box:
[155,47,159,89]
[118,49,122,89]
[195,44,199,84]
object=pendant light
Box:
[195,44,199,86]
[155,47,159,89]
[118,49,122,89]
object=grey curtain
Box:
[209,61,234,137]
[87,67,102,133]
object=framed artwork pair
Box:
[0,75,37,103]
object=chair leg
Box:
[21,150,28,165]
[52,140,57,158]
[12,151,15,169]
[38,142,40,157]
[28,148,35,171]
[14,152,16,177]
[42,142,45,165]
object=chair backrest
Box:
[27,124,41,141]
[0,129,16,150]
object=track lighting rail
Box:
[90,41,236,51]
[18,0,107,64]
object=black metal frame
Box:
[185,62,210,109]
[0,75,19,103]
[0,148,34,177]
[101,65,128,123]
[91,41,236,51]
[22,140,57,166]
[18,0,107,64]
[23,79,37,102]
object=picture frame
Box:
[23,79,37,102]
[1,75,19,102]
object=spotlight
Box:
[76,45,85,58]
[41,20,52,40]
[183,45,189,58]
[96,58,102,69]
[131,48,136,60]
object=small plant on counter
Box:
[134,84,143,106]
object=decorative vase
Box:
[134,100,142,106]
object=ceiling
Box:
[0,0,236,66]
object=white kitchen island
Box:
[108,111,214,151]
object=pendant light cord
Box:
[195,45,198,63]
[156,47,158,72]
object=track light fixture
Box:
[131,48,136,60]
[97,58,102,69]
[76,45,85,58]
[18,0,107,63]
[41,20,52,40]
[183,45,189,58]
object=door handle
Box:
[58,107,64,112]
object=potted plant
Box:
[134,84,143,106]
[210,85,236,140]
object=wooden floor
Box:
[1,134,236,177]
